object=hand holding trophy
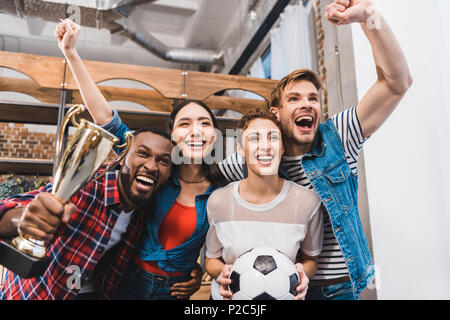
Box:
[0,105,132,278]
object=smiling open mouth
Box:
[256,154,274,165]
[186,140,206,148]
[135,175,155,188]
[294,115,314,130]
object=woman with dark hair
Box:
[167,99,226,187]
[55,19,226,299]
[108,99,227,300]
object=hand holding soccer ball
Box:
[222,247,308,300]
[216,264,233,300]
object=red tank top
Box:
[136,201,197,276]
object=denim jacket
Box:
[298,119,375,297]
[101,111,217,274]
[137,168,216,273]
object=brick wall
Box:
[0,122,55,183]
[0,122,118,182]
[0,123,56,160]
[315,0,329,120]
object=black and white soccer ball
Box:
[228,247,299,300]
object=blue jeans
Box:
[306,280,358,300]
[113,261,191,300]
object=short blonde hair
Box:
[269,68,322,110]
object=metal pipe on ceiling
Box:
[111,0,224,66]
[114,20,224,66]
[0,0,225,66]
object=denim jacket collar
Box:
[279,122,327,179]
[304,122,327,159]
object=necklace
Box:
[178,175,206,184]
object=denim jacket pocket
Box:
[321,281,355,299]
[323,161,353,211]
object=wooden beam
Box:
[71,88,172,113]
[73,87,267,115]
[0,77,60,103]
[65,59,184,99]
[185,71,276,101]
[0,51,276,103]
[0,77,267,114]
[0,51,66,90]
[204,95,267,114]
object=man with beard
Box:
[218,0,412,299]
[0,128,174,299]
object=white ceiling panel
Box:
[0,0,264,70]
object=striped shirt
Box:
[218,106,366,280]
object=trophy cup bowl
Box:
[0,105,132,279]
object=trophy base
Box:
[0,240,49,279]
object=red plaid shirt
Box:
[0,170,144,300]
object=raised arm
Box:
[325,0,412,138]
[54,19,114,125]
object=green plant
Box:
[0,174,49,200]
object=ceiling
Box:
[0,0,263,71]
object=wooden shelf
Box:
[0,158,53,176]
[0,101,239,131]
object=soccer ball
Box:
[228,247,299,300]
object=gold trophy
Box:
[0,105,132,279]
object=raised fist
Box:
[325,0,375,26]
[54,18,81,57]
